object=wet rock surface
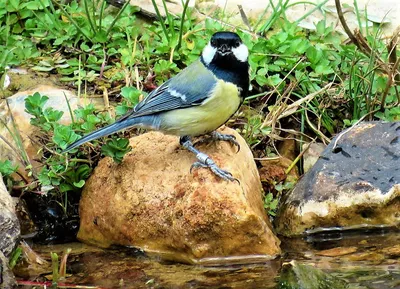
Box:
[78,127,281,264]
[275,121,400,236]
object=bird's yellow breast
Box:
[160,80,241,136]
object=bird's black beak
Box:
[217,44,231,55]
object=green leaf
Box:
[73,179,85,188]
[43,107,64,122]
[0,160,18,176]
[101,137,132,164]
[306,46,322,64]
[60,183,74,192]
[315,20,326,36]
[94,30,108,43]
[52,125,80,150]
[115,104,130,117]
[8,0,20,11]
[25,1,41,10]
[266,74,283,87]
[25,92,48,117]
[121,87,142,106]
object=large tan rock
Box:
[78,127,281,264]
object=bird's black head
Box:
[201,31,250,97]
[202,31,249,66]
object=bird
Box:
[64,31,250,181]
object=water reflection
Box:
[15,230,400,288]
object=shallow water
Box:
[16,230,400,289]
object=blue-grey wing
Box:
[119,60,217,120]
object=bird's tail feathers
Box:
[63,115,158,152]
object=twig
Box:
[238,5,252,31]
[99,48,107,79]
[285,139,316,175]
[335,0,362,50]
[380,58,400,111]
[304,107,331,144]
[335,0,389,71]
[261,57,306,128]
[14,171,30,185]
[0,134,26,166]
[103,87,110,110]
[12,180,38,190]
[27,135,64,157]
[265,82,334,128]
[388,27,400,83]
[331,108,379,152]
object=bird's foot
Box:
[180,136,238,182]
[195,131,240,152]
[190,152,237,182]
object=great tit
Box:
[64,31,250,181]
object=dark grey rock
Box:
[275,121,400,236]
[0,175,19,288]
[0,176,20,257]
[0,210,19,257]
[0,251,16,289]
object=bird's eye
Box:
[211,39,217,46]
[234,40,240,47]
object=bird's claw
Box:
[190,153,238,182]
[194,132,240,153]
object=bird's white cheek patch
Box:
[232,44,249,62]
[202,42,217,65]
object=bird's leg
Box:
[180,136,236,182]
[194,131,240,152]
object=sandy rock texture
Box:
[275,121,400,236]
[78,127,281,264]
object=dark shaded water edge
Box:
[15,229,400,289]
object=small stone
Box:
[303,142,326,173]
[381,244,400,258]
[78,127,281,264]
[12,241,50,278]
[316,246,358,257]
[343,252,385,263]
[358,240,368,245]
